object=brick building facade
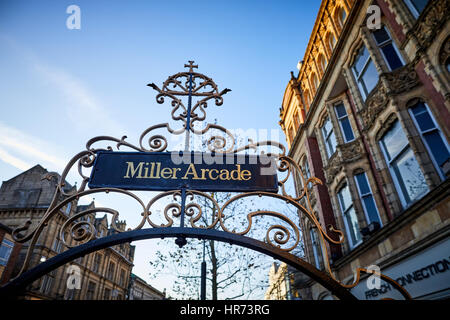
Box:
[0,165,136,300]
[279,0,450,300]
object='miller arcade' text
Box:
[123,161,252,181]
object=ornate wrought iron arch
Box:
[0,61,411,300]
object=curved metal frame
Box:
[0,61,412,300]
[0,227,357,300]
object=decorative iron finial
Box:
[184,60,198,73]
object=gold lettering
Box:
[230,165,242,181]
[160,167,173,179]
[149,162,156,178]
[182,163,201,180]
[143,162,150,178]
[172,167,181,179]
[124,162,144,178]
[241,170,251,181]
[219,169,230,180]
[199,169,208,180]
[209,169,219,180]
[155,162,161,178]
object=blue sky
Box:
[0,0,321,298]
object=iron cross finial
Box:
[184,60,198,73]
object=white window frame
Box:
[321,116,337,158]
[372,25,405,71]
[334,103,355,143]
[409,102,450,181]
[351,45,379,100]
[379,120,429,208]
[337,184,362,249]
[354,172,383,227]
[403,0,429,18]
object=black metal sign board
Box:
[88,151,278,192]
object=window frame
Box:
[403,0,429,19]
[86,281,96,300]
[354,172,382,227]
[328,32,336,52]
[309,228,323,269]
[379,119,429,208]
[0,238,14,266]
[372,25,405,71]
[351,44,379,100]
[408,101,450,181]
[334,103,355,143]
[337,183,362,249]
[321,116,337,158]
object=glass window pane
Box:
[323,118,332,136]
[411,0,429,14]
[393,148,428,204]
[411,105,436,132]
[362,196,380,224]
[355,173,371,195]
[335,104,347,118]
[423,131,450,167]
[328,130,337,155]
[382,120,409,160]
[0,245,13,266]
[338,185,352,211]
[361,60,379,95]
[381,44,404,70]
[373,27,390,44]
[340,117,355,141]
[344,207,361,245]
[354,46,370,76]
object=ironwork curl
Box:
[7,61,411,300]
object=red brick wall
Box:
[305,136,342,259]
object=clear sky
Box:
[0,0,321,298]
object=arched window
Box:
[312,73,319,91]
[321,115,337,158]
[354,171,382,226]
[340,8,347,27]
[302,156,311,182]
[351,44,379,100]
[319,54,327,74]
[408,101,450,180]
[303,89,310,111]
[372,25,404,71]
[310,228,323,269]
[337,183,362,249]
[379,119,429,208]
[335,7,347,29]
[327,32,336,52]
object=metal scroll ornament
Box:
[9,61,411,300]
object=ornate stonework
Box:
[323,138,364,183]
[410,0,450,50]
[384,62,420,95]
[324,152,342,183]
[359,62,420,131]
[339,138,363,163]
[359,82,389,130]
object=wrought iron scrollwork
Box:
[8,61,411,300]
